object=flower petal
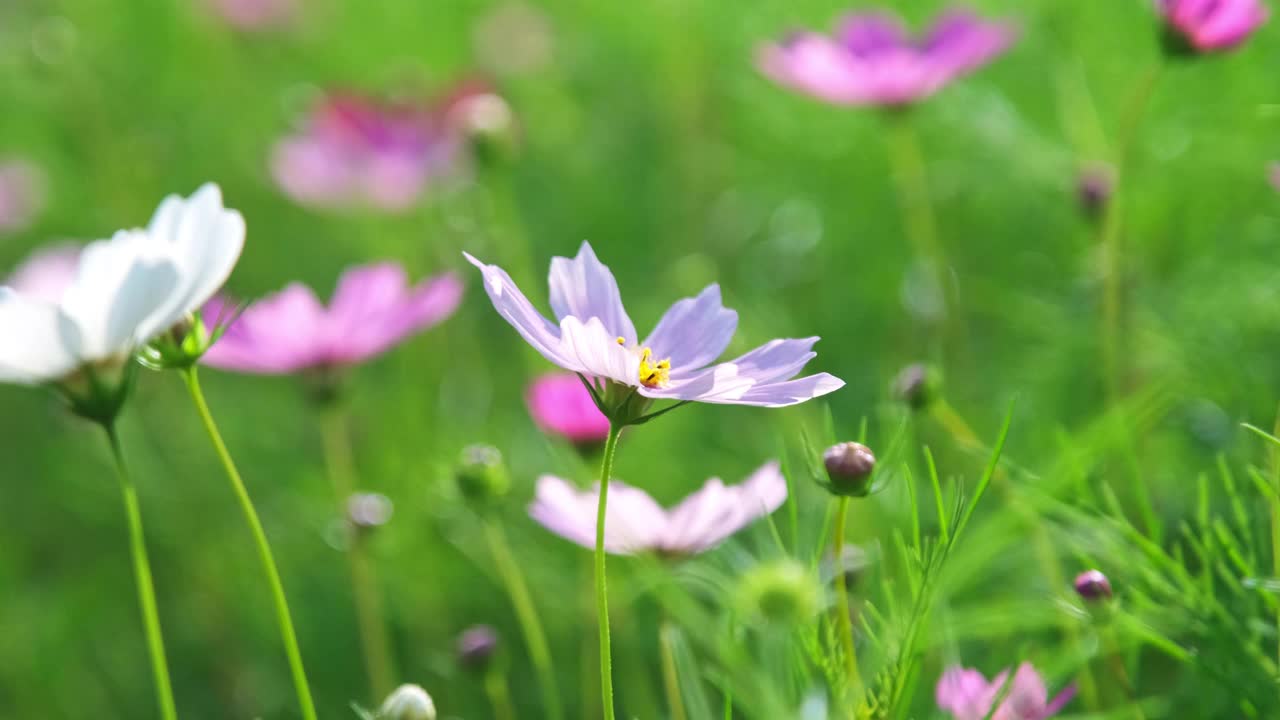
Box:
[202,283,327,373]
[643,337,843,406]
[836,12,908,56]
[464,251,578,371]
[528,475,667,554]
[921,10,1016,75]
[547,241,637,343]
[643,284,738,375]
[0,289,77,383]
[729,373,845,407]
[557,315,638,386]
[662,461,786,554]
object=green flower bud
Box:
[455,444,510,505]
[821,442,876,498]
[736,559,820,627]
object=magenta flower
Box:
[527,372,611,444]
[5,243,80,303]
[272,91,466,212]
[465,242,843,411]
[0,160,46,235]
[1160,0,1268,53]
[758,8,1016,107]
[202,262,462,373]
[529,462,787,556]
[937,663,1075,720]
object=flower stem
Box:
[832,497,860,698]
[483,664,518,720]
[483,519,565,720]
[181,368,317,720]
[659,618,688,720]
[319,408,396,701]
[886,113,949,332]
[595,423,623,720]
[102,423,179,720]
[1270,402,1280,667]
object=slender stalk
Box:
[831,498,860,696]
[886,113,949,329]
[1270,403,1280,666]
[595,424,624,720]
[659,618,689,720]
[483,520,565,720]
[1103,628,1146,720]
[483,666,517,720]
[181,368,317,720]
[102,424,179,720]
[319,409,396,701]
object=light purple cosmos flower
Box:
[529,461,787,556]
[465,242,843,412]
[937,663,1075,720]
[272,91,469,212]
[758,8,1016,107]
[526,372,611,444]
[201,262,462,373]
[1159,0,1268,53]
[0,160,46,235]
[5,243,81,303]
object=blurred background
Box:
[2,0,1280,717]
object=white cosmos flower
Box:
[465,242,845,409]
[0,183,244,385]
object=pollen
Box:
[638,347,671,388]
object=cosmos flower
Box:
[5,243,81,303]
[465,242,843,413]
[529,461,787,555]
[207,0,296,31]
[0,184,243,388]
[526,372,611,445]
[758,8,1016,107]
[937,663,1075,720]
[1159,0,1267,53]
[201,262,462,374]
[272,83,501,211]
[0,160,46,235]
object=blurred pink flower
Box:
[759,8,1016,107]
[207,0,296,31]
[529,461,787,556]
[202,262,462,373]
[5,243,80,303]
[0,161,46,235]
[1160,0,1267,52]
[937,663,1075,720]
[526,372,610,444]
[272,87,491,212]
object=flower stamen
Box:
[638,347,671,388]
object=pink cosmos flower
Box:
[272,87,488,212]
[207,0,296,31]
[201,262,462,373]
[0,160,46,235]
[466,242,843,409]
[937,663,1075,720]
[5,243,81,303]
[529,461,787,556]
[1159,0,1268,53]
[758,8,1016,107]
[526,372,610,444]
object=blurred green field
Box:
[4,0,1280,718]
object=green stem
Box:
[319,409,396,701]
[483,665,517,720]
[1270,403,1280,667]
[182,368,317,720]
[832,498,860,699]
[483,520,565,720]
[1103,628,1146,720]
[102,424,179,720]
[596,424,623,720]
[886,114,949,326]
[659,618,688,720]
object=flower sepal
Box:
[139,310,231,371]
[54,357,138,425]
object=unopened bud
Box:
[1074,569,1112,601]
[456,624,500,669]
[455,444,510,505]
[736,559,819,627]
[378,684,436,720]
[821,442,876,498]
[347,493,393,531]
[892,363,939,410]
[1076,165,1114,220]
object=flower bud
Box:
[456,624,500,669]
[1073,569,1112,601]
[139,313,217,371]
[892,363,939,410]
[378,684,436,720]
[736,559,820,627]
[821,442,876,498]
[455,444,510,505]
[1076,165,1113,221]
[347,493,394,531]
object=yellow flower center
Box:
[618,337,671,388]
